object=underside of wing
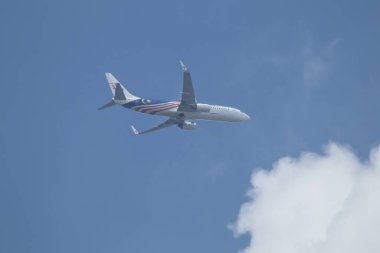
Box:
[131,118,178,135]
[178,61,197,112]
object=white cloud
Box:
[232,142,380,253]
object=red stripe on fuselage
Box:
[135,103,179,112]
[146,104,179,114]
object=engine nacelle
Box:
[178,121,197,130]
[196,103,211,112]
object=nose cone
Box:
[242,112,250,121]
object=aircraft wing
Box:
[178,61,197,111]
[131,118,177,135]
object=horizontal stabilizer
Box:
[98,100,116,110]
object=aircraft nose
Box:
[240,112,250,121]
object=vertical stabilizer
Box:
[105,73,139,101]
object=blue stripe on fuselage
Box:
[123,99,176,109]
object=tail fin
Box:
[99,73,140,110]
[105,73,139,101]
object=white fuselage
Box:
[160,104,249,122]
[123,99,250,122]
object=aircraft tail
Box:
[105,73,139,101]
[98,73,140,110]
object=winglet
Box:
[179,60,188,72]
[131,125,140,135]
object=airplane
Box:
[98,61,250,135]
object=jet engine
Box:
[196,103,211,112]
[178,121,197,130]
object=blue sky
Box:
[1,0,380,252]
